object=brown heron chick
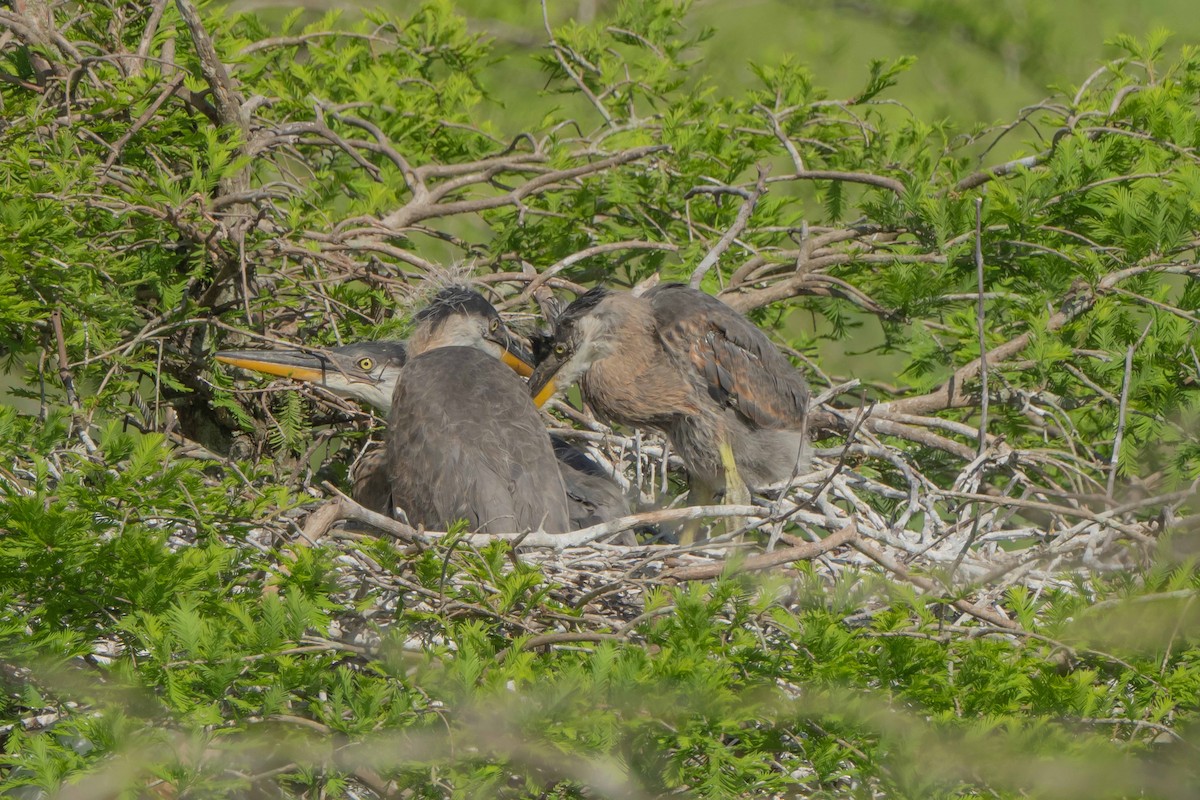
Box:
[527,283,811,512]
[216,339,630,531]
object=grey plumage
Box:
[550,434,630,528]
[217,339,629,530]
[388,345,569,533]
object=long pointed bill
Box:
[500,349,534,378]
[527,356,565,409]
[488,331,536,378]
[531,376,557,409]
[215,350,328,383]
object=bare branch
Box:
[665,522,857,581]
[380,144,668,229]
[173,0,244,133]
[688,165,769,289]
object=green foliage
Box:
[1,0,1200,797]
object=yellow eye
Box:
[553,343,567,357]
[489,318,500,332]
[357,357,374,371]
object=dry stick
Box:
[319,485,763,550]
[850,538,1022,631]
[505,240,678,309]
[941,489,1155,542]
[50,308,98,454]
[949,198,989,580]
[768,169,905,196]
[468,504,765,549]
[664,522,858,581]
[767,400,874,545]
[953,153,1045,193]
[1107,320,1153,499]
[973,197,990,459]
[320,483,432,544]
[688,165,769,289]
[380,144,667,228]
[724,251,945,314]
[297,500,345,547]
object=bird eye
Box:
[489,318,500,332]
[357,357,374,371]
[553,343,567,357]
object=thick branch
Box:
[380,144,668,229]
[174,0,245,133]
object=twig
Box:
[850,538,1022,630]
[948,198,990,580]
[688,165,769,288]
[973,197,989,458]
[380,144,668,229]
[1107,320,1152,498]
[768,168,905,196]
[664,521,857,581]
[540,0,612,125]
[50,308,97,454]
[504,240,678,308]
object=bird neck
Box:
[408,316,495,359]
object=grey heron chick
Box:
[217,338,630,531]
[390,286,570,533]
[218,288,574,534]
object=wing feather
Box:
[648,284,809,430]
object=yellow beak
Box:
[215,354,325,383]
[500,349,534,378]
[531,377,557,409]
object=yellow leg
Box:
[679,478,715,545]
[719,442,751,507]
[679,444,751,545]
[719,441,751,539]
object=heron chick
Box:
[527,283,810,517]
[219,288,572,534]
[391,287,571,533]
[216,339,632,532]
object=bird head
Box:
[527,286,623,408]
[215,341,408,414]
[408,286,535,376]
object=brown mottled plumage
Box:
[528,283,810,497]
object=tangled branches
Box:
[1,0,1198,633]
